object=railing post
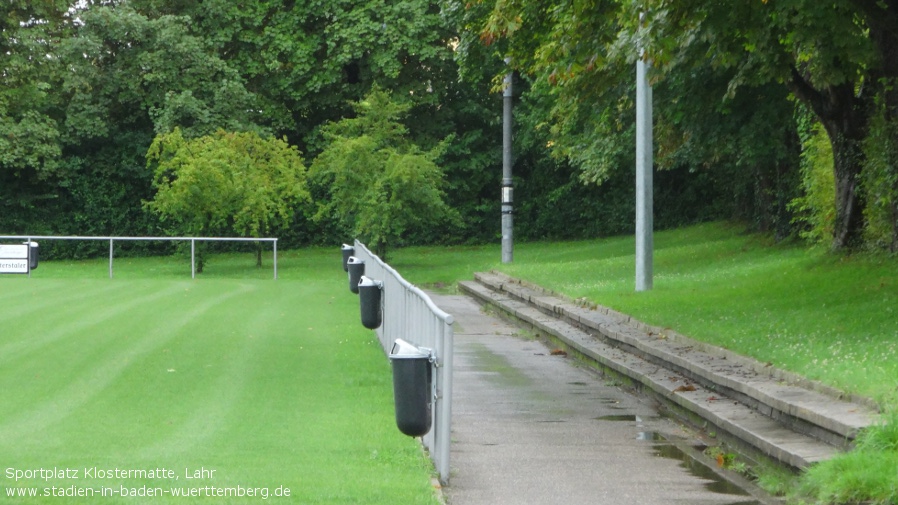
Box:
[436,320,453,484]
[352,240,454,484]
[273,239,278,280]
[27,236,32,278]
[191,239,196,279]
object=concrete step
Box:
[459,272,879,470]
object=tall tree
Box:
[624,0,898,249]
[59,5,265,139]
[129,0,460,152]
[471,0,800,236]
[309,89,459,260]
[47,4,267,251]
[0,1,70,228]
[5,0,636,252]
[473,0,898,249]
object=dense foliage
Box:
[145,128,309,269]
[2,0,896,257]
[475,0,898,251]
[309,89,458,260]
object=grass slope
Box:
[0,250,437,504]
[392,222,898,405]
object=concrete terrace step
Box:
[458,271,879,470]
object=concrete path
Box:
[429,293,773,505]
[460,271,877,470]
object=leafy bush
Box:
[309,89,459,260]
[861,104,898,252]
[790,118,836,244]
[145,128,309,269]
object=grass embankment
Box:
[389,221,898,504]
[0,249,439,504]
[394,222,897,404]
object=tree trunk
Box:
[374,238,388,263]
[755,166,773,233]
[891,199,898,253]
[196,245,205,274]
[788,70,868,250]
[826,130,866,249]
[774,149,799,242]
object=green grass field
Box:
[0,249,439,504]
[5,223,897,504]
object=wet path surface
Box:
[429,293,766,505]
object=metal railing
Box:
[0,235,278,279]
[352,240,454,485]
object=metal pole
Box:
[27,236,32,278]
[109,239,114,279]
[437,320,453,484]
[635,15,654,292]
[273,239,278,280]
[501,58,514,264]
[191,239,195,279]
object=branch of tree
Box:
[850,0,898,29]
[787,65,827,117]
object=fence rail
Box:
[352,240,454,485]
[0,235,278,279]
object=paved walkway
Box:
[429,293,774,505]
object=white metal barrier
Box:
[352,240,454,485]
[0,235,278,279]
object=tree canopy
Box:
[473,0,898,250]
[3,0,898,257]
[309,89,459,260]
[146,128,308,268]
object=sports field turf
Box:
[0,249,439,504]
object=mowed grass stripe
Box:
[0,281,188,368]
[0,280,256,443]
[0,277,104,308]
[0,280,136,342]
[0,265,439,504]
[130,280,313,461]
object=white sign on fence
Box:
[0,244,29,274]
